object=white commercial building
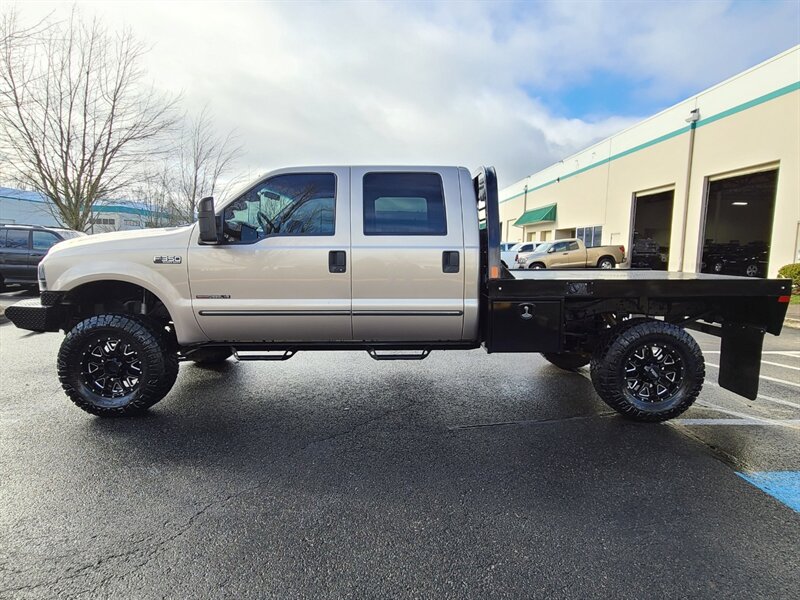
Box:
[499,46,800,278]
[0,187,160,234]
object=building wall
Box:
[499,46,800,277]
[0,190,155,234]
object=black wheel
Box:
[187,348,232,365]
[597,257,615,269]
[590,320,704,422]
[541,352,590,371]
[57,315,178,417]
[529,262,546,269]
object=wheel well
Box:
[597,255,614,265]
[63,281,173,330]
[529,262,545,268]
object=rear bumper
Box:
[5,298,63,332]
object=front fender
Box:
[51,261,208,344]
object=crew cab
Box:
[516,238,625,269]
[5,166,791,423]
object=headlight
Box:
[518,257,527,265]
[38,261,47,291]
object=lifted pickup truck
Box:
[6,166,791,421]
[516,238,625,269]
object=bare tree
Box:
[0,8,179,231]
[172,106,242,223]
[130,163,182,228]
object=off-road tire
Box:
[590,320,704,422]
[541,352,590,371]
[187,348,232,365]
[58,314,178,417]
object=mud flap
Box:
[718,323,764,400]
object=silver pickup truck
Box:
[6,166,791,422]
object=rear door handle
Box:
[328,250,346,273]
[442,251,460,273]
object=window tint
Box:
[32,231,60,250]
[567,241,579,251]
[363,172,446,235]
[552,241,568,252]
[222,173,336,243]
[5,229,29,249]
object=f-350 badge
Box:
[153,256,182,264]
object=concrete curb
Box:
[784,318,800,330]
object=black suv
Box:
[0,224,85,289]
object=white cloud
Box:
[11,1,799,187]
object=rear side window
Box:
[363,172,446,235]
[4,229,29,249]
[32,231,61,250]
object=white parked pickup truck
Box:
[5,166,791,422]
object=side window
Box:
[363,172,446,235]
[5,229,29,249]
[32,231,61,250]
[552,241,567,252]
[567,241,580,251]
[222,173,336,243]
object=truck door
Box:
[349,167,465,342]
[548,240,580,268]
[188,169,352,342]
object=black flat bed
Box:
[491,269,792,299]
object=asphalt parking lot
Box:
[1,288,798,599]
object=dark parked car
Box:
[701,241,769,278]
[0,224,85,289]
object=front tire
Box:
[590,320,704,422]
[542,352,590,371]
[57,315,178,417]
[529,262,546,269]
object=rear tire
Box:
[590,320,704,422]
[597,257,615,269]
[542,352,590,371]
[57,315,178,417]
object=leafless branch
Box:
[0,7,179,230]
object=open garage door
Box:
[631,190,673,270]
[701,170,777,278]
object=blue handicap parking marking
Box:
[737,471,800,512]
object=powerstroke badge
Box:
[153,256,182,264]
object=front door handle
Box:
[442,251,460,273]
[328,250,346,273]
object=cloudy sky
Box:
[17,0,800,187]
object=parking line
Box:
[737,471,800,512]
[695,400,800,430]
[706,362,800,389]
[704,381,800,410]
[760,360,800,371]
[676,418,800,426]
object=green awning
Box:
[513,204,556,227]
